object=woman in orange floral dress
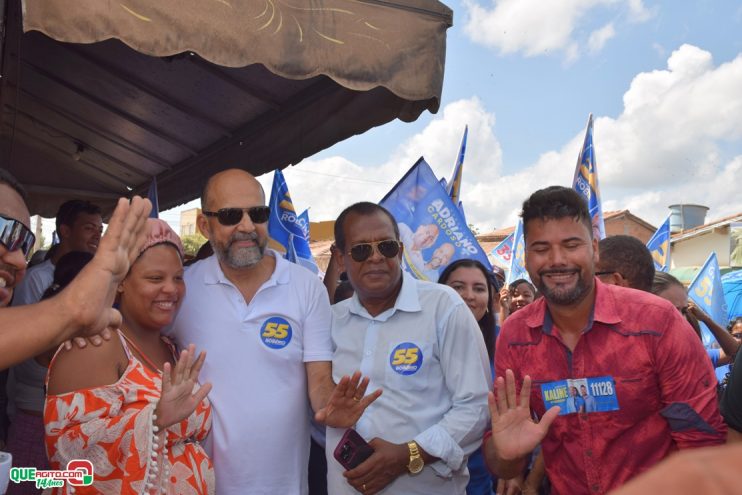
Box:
[44,219,214,495]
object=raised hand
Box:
[155,344,212,430]
[315,371,382,428]
[489,369,559,462]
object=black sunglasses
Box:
[348,240,401,262]
[0,214,36,257]
[202,206,270,226]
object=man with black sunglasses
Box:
[168,169,378,495]
[326,202,491,495]
[0,168,153,370]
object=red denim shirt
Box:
[495,280,725,495]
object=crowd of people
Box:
[1,166,741,495]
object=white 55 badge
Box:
[389,342,423,375]
[260,317,293,349]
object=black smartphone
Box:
[333,429,374,470]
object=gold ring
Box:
[353,396,361,402]
[362,483,367,491]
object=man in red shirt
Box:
[483,186,725,495]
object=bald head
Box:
[201,169,265,211]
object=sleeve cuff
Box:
[414,424,466,478]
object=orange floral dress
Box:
[44,333,214,495]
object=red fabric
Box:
[495,279,725,495]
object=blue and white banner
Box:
[572,114,605,239]
[490,232,514,267]
[380,157,491,282]
[506,220,529,285]
[647,214,671,272]
[688,252,729,348]
[268,170,318,273]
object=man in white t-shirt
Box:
[169,169,377,495]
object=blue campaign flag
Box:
[379,157,491,282]
[646,214,672,272]
[147,177,159,219]
[267,170,318,274]
[572,114,605,239]
[506,219,530,285]
[490,232,514,267]
[297,209,311,241]
[446,125,468,205]
[688,252,729,348]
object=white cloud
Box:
[588,23,616,54]
[462,0,654,59]
[277,44,742,235]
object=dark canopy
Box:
[0,0,452,216]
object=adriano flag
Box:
[572,114,605,239]
[688,252,729,348]
[646,215,671,272]
[446,125,468,205]
[267,170,318,273]
[380,157,491,282]
[147,177,159,219]
[506,219,530,285]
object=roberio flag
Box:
[646,215,671,272]
[380,157,491,282]
[267,170,318,273]
[688,252,729,348]
[572,114,605,239]
[506,219,530,285]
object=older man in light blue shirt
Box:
[326,202,491,495]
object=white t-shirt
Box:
[168,251,333,495]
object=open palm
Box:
[316,371,382,428]
[156,344,212,430]
[489,370,559,462]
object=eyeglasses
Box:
[202,206,270,226]
[0,214,36,257]
[348,240,401,262]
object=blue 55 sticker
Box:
[389,342,423,375]
[260,317,292,349]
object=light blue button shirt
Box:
[326,272,492,495]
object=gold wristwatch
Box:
[406,441,424,474]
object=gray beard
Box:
[212,232,265,269]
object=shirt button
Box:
[591,484,600,492]
[365,350,372,356]
[586,449,593,458]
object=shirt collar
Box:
[525,277,622,334]
[348,271,422,320]
[202,249,288,287]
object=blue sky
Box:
[160,0,742,234]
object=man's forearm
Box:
[306,361,335,413]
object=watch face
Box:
[408,457,424,474]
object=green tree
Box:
[181,233,208,256]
